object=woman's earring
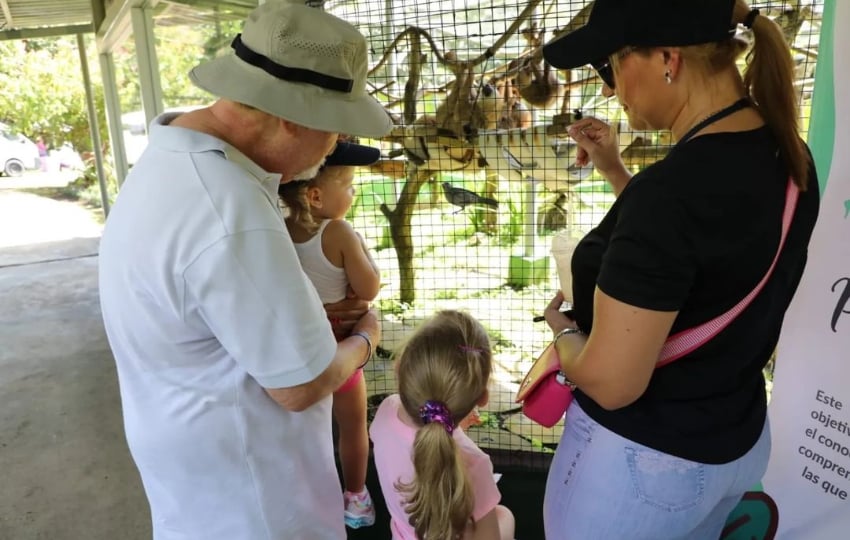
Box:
[665,70,673,84]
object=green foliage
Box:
[376,297,409,317]
[0,16,245,210]
[474,411,500,429]
[468,207,494,233]
[434,289,458,300]
[0,16,244,149]
[0,37,106,155]
[116,20,243,111]
[349,173,395,218]
[63,162,118,212]
[499,198,523,246]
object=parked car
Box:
[0,122,40,176]
[121,110,148,165]
[51,142,85,171]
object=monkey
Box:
[501,99,533,129]
[428,55,508,136]
[403,59,508,166]
[511,25,563,108]
[515,58,561,108]
[494,79,532,129]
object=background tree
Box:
[0,36,105,155]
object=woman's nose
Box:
[601,83,614,98]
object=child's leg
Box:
[332,370,368,493]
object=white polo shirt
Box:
[98,113,342,539]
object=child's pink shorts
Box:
[335,367,363,394]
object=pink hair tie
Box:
[458,344,482,354]
[419,400,454,434]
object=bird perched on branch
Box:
[442,182,499,214]
[537,192,568,234]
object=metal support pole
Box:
[99,52,130,185]
[76,33,111,217]
[130,6,163,128]
[384,0,398,82]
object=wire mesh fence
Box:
[151,0,824,470]
[309,0,822,470]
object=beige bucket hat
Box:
[189,2,393,139]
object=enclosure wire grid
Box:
[167,0,823,471]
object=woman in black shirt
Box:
[538,1,819,538]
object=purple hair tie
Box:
[419,400,455,434]
[458,344,482,354]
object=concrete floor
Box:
[0,187,151,539]
[0,180,551,540]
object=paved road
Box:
[0,171,102,249]
[0,171,150,539]
[0,169,80,190]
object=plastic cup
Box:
[550,232,580,302]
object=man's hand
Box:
[352,308,382,351]
[265,306,381,413]
[325,295,369,340]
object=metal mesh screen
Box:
[310,0,825,470]
[157,0,824,470]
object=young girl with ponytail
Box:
[370,310,515,540]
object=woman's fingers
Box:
[546,291,565,312]
[575,146,589,167]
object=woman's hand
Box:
[568,117,632,195]
[543,291,578,336]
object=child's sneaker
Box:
[343,488,376,529]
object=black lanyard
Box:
[676,97,751,147]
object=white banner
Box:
[762,0,850,537]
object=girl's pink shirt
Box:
[369,394,502,540]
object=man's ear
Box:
[477,388,489,408]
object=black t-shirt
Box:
[571,127,819,464]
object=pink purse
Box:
[516,179,799,428]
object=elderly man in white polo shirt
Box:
[97,3,393,539]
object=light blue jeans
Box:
[543,402,771,540]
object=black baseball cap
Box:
[543,0,737,70]
[324,141,381,167]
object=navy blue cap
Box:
[543,0,736,70]
[324,141,381,167]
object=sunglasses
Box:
[590,47,636,90]
[591,59,616,89]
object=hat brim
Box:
[190,54,394,139]
[325,141,380,167]
[543,24,624,70]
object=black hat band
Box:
[231,34,354,94]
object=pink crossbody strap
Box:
[657,178,799,368]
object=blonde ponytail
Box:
[736,0,811,190]
[394,310,493,539]
[399,422,474,539]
